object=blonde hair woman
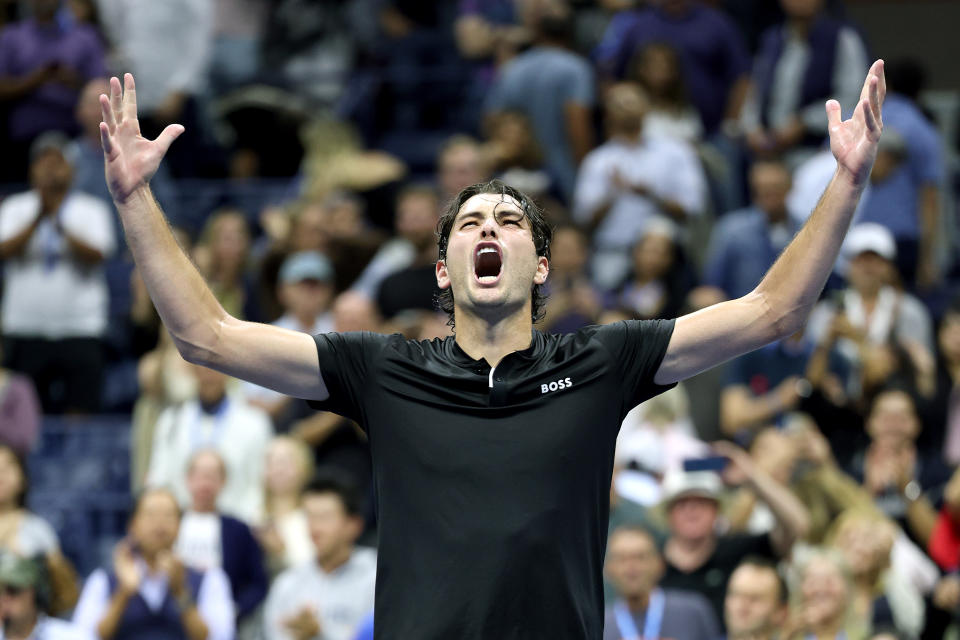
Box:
[259,436,315,573]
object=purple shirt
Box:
[0,372,40,456]
[0,19,106,140]
[594,5,750,133]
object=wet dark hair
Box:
[435,180,553,330]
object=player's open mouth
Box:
[473,242,503,285]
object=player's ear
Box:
[436,260,451,289]
[533,256,548,285]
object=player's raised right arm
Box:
[100,74,328,401]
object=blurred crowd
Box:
[0,0,958,638]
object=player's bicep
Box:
[209,317,328,401]
[654,292,779,385]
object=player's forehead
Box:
[454,193,525,223]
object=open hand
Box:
[827,59,886,187]
[99,74,184,204]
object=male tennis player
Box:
[98,60,885,638]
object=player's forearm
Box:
[754,168,864,338]
[115,185,229,365]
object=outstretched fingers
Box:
[100,93,117,133]
[861,98,880,134]
[110,76,123,124]
[825,99,842,130]
[99,122,114,156]
[155,124,185,156]
[122,73,138,123]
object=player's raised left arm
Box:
[654,60,886,386]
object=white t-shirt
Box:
[0,191,115,338]
[176,511,223,570]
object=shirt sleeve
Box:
[593,319,677,415]
[306,332,388,424]
[61,196,116,256]
[197,568,236,640]
[564,59,595,107]
[72,569,110,636]
[0,197,38,242]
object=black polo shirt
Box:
[308,319,676,639]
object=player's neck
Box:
[454,306,534,367]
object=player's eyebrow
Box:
[453,210,485,226]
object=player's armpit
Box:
[192,317,329,401]
[653,291,785,385]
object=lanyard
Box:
[614,589,665,640]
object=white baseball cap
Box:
[660,470,722,506]
[843,223,896,261]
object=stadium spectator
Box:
[208,0,269,95]
[856,59,946,289]
[851,389,950,550]
[0,0,106,182]
[175,449,268,629]
[613,220,695,321]
[259,437,315,575]
[263,474,376,640]
[658,446,810,623]
[539,224,600,333]
[805,224,935,403]
[146,365,273,524]
[704,158,800,300]
[73,488,235,640]
[96,0,214,177]
[787,548,859,640]
[573,82,706,289]
[351,184,440,301]
[741,0,868,164]
[718,330,813,440]
[615,385,709,482]
[436,135,490,203]
[603,524,719,640]
[629,41,704,144]
[0,552,87,640]
[242,251,335,423]
[194,208,255,321]
[930,299,960,463]
[723,557,789,640]
[0,363,40,457]
[594,0,751,138]
[485,0,594,201]
[481,110,561,208]
[0,132,114,414]
[825,509,923,637]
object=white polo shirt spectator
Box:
[573,134,707,289]
[0,133,115,412]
